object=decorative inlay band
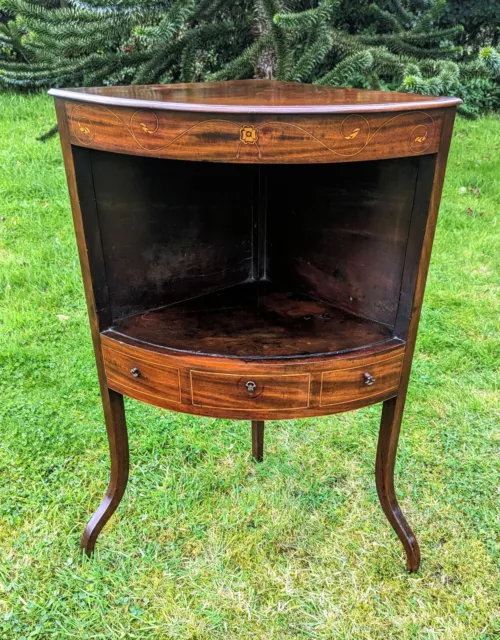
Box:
[240,125,258,144]
[408,124,431,153]
[69,104,436,159]
[73,110,96,145]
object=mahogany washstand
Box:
[50,81,461,571]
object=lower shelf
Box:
[106,281,394,360]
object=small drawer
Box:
[103,344,181,404]
[320,352,403,407]
[190,370,311,411]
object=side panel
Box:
[266,158,419,328]
[83,149,255,319]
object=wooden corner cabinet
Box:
[50,80,461,571]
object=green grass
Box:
[0,92,499,639]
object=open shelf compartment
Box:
[75,148,431,361]
[105,280,395,359]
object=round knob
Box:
[363,372,376,386]
[246,380,257,393]
[130,367,141,378]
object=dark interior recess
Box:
[75,148,428,360]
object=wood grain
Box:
[375,108,458,572]
[54,101,129,557]
[61,100,446,164]
[49,80,461,114]
[190,370,311,411]
[101,335,404,420]
[107,282,395,359]
[320,352,403,407]
[50,80,460,567]
[102,343,181,405]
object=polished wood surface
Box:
[191,370,311,412]
[107,282,394,359]
[54,101,130,556]
[102,343,182,405]
[320,351,403,408]
[51,80,459,570]
[59,100,446,163]
[376,107,457,571]
[49,80,461,113]
[101,334,404,420]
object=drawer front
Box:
[190,371,311,411]
[320,352,403,407]
[103,344,181,404]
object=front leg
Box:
[81,388,129,556]
[376,396,420,572]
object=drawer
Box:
[103,344,181,404]
[190,370,311,411]
[320,352,403,407]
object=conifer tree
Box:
[0,0,498,117]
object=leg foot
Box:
[251,420,264,462]
[81,389,129,556]
[376,397,420,572]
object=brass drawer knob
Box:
[363,372,376,386]
[130,367,141,378]
[246,380,257,393]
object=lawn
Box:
[0,92,498,639]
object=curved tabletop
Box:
[51,80,461,163]
[49,80,461,114]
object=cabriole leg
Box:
[251,420,265,462]
[81,388,129,556]
[376,396,421,572]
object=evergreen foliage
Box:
[0,0,498,116]
[438,0,500,52]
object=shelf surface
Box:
[105,282,396,360]
[49,80,461,114]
